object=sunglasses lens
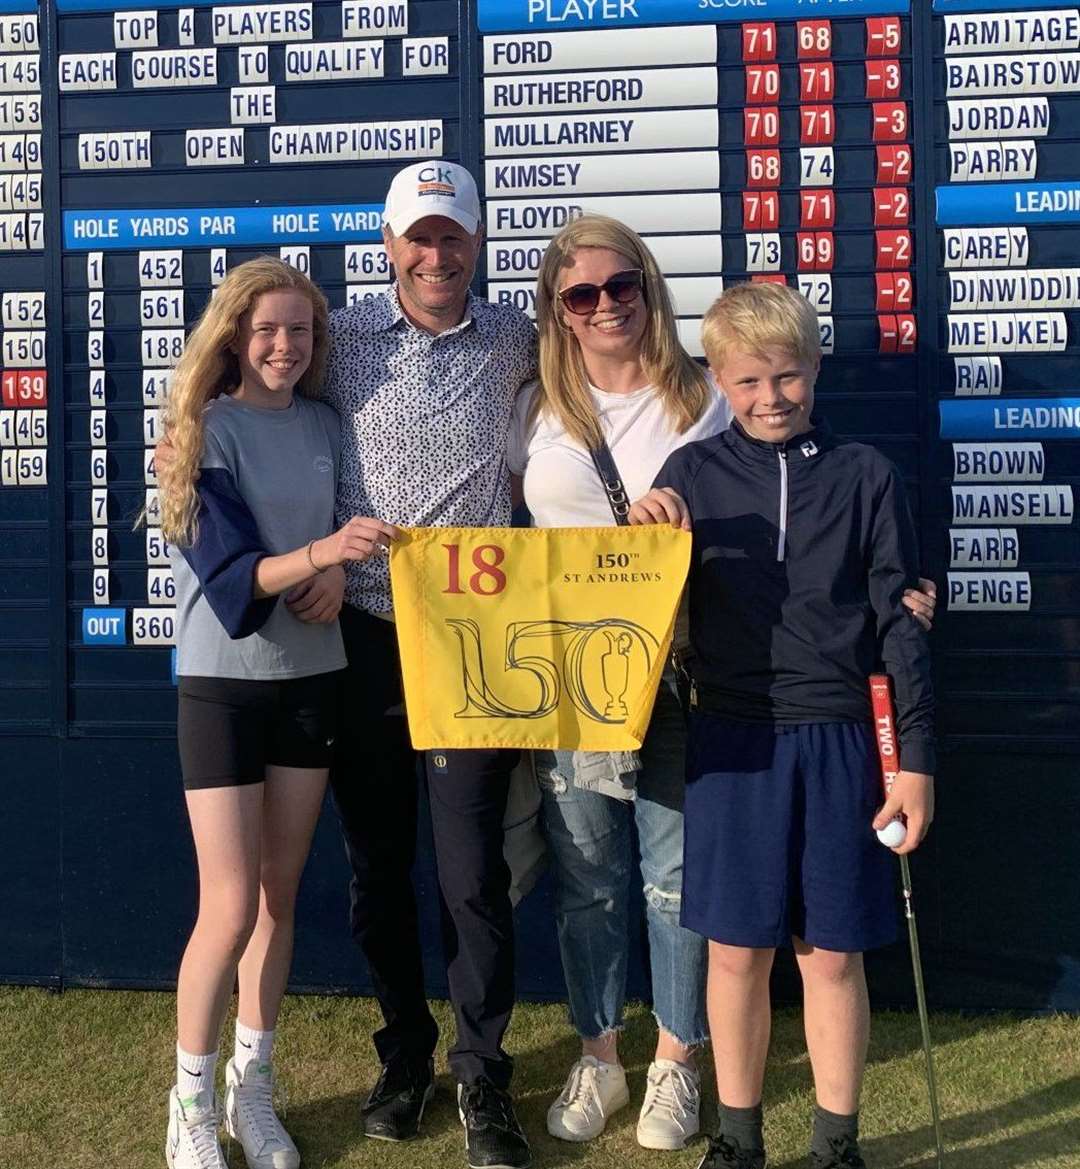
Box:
[562,285,600,315]
[608,274,642,303]
[558,271,643,315]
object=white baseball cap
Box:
[383,161,481,236]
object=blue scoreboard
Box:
[1,0,1077,1008]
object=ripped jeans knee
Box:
[537,766,568,795]
[640,874,710,1045]
[643,881,683,916]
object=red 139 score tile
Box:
[1,369,46,406]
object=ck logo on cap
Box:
[419,165,454,184]
[418,164,456,198]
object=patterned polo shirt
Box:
[325,286,537,614]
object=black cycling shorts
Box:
[177,672,341,790]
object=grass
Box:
[1,987,1078,1168]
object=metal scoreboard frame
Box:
[0,0,1076,1009]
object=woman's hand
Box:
[903,577,937,632]
[627,488,691,530]
[287,565,345,623]
[310,516,400,568]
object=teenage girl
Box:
[159,257,396,1169]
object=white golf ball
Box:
[876,818,907,848]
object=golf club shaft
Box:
[868,674,946,1167]
[900,853,945,1169]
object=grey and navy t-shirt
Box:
[170,393,347,680]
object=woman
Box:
[507,216,935,1151]
[160,258,395,1169]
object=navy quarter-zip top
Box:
[654,417,935,774]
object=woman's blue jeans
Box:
[535,675,709,1045]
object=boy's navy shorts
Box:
[682,714,899,953]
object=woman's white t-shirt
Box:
[506,377,732,527]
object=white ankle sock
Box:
[177,1044,217,1102]
[234,1021,275,1076]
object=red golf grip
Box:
[869,673,899,800]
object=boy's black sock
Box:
[810,1104,859,1158]
[718,1101,765,1151]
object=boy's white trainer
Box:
[546,1055,629,1142]
[223,1057,300,1169]
[636,1059,701,1150]
[166,1087,228,1169]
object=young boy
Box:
[630,282,935,1169]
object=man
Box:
[286,160,536,1169]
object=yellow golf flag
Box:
[390,525,691,750]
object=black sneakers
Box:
[361,1055,435,1141]
[696,1133,767,1169]
[457,1077,531,1169]
[808,1134,868,1168]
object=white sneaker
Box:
[166,1087,228,1169]
[636,1059,701,1150]
[223,1057,301,1169]
[546,1055,630,1142]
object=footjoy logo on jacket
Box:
[800,441,819,459]
[313,455,333,473]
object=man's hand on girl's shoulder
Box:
[152,430,194,485]
[902,578,937,632]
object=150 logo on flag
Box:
[390,525,691,750]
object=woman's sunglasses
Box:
[557,269,644,316]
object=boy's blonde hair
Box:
[534,214,710,450]
[701,281,821,370]
[160,257,329,547]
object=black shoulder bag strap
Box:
[587,437,631,526]
[588,434,697,711]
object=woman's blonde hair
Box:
[160,256,329,546]
[534,215,710,450]
[700,281,822,370]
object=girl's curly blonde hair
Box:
[159,257,329,547]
